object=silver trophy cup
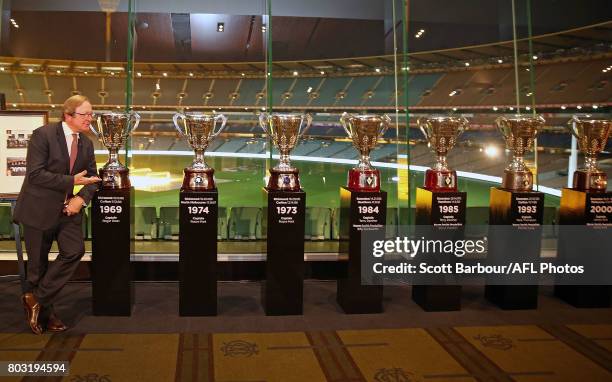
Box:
[173,112,227,190]
[259,113,312,191]
[90,111,140,189]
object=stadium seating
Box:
[331,207,341,240]
[386,207,399,238]
[228,207,263,240]
[218,207,228,240]
[134,206,159,240]
[542,206,559,238]
[305,207,332,240]
[465,207,489,238]
[159,206,180,240]
[0,205,13,239]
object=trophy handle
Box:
[173,113,186,136]
[340,112,352,138]
[458,116,469,134]
[212,114,228,138]
[566,115,581,138]
[299,113,313,137]
[495,116,510,142]
[89,118,100,138]
[416,117,430,140]
[379,114,391,137]
[128,112,141,134]
[259,112,269,134]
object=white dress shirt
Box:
[62,122,79,156]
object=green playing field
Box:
[102,154,560,209]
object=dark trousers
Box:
[23,213,85,307]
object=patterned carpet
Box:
[1,280,611,381]
[1,324,611,382]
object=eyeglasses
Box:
[72,112,95,118]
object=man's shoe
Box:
[21,293,43,335]
[46,313,68,332]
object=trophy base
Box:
[337,187,386,313]
[347,168,380,191]
[424,169,457,191]
[502,169,533,191]
[267,168,300,191]
[99,168,131,189]
[573,170,607,192]
[182,168,216,191]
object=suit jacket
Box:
[13,122,99,230]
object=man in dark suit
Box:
[13,95,101,334]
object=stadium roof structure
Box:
[0,22,609,112]
[0,21,609,76]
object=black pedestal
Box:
[91,188,134,316]
[179,190,218,316]
[337,187,387,314]
[485,187,544,310]
[555,189,612,308]
[262,188,305,315]
[412,188,466,311]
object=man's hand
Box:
[74,170,101,185]
[63,196,85,216]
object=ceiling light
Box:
[84,71,88,75]
[592,105,598,109]
[509,107,514,111]
[449,90,457,97]
[241,72,245,76]
[526,106,531,111]
[292,71,298,76]
[189,72,194,77]
[532,55,538,60]
[561,105,566,110]
[12,103,16,107]
[0,67,4,71]
[320,71,325,75]
[485,145,499,158]
[464,62,470,67]
[163,72,168,77]
[493,106,498,111]
[110,72,115,75]
[51,104,55,108]
[602,69,608,73]
[137,72,142,77]
[498,59,503,64]
[577,105,582,110]
[28,68,33,73]
[525,68,530,71]
[56,70,61,74]
[452,107,457,111]
[375,68,381,73]
[217,22,224,32]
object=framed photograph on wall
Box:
[0,111,48,195]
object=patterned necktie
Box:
[69,133,78,173]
